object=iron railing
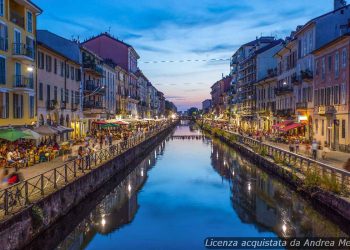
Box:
[217,128,350,195]
[0,121,174,219]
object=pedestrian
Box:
[289,140,294,152]
[104,134,108,146]
[295,139,300,154]
[311,139,318,160]
[99,135,103,149]
[108,133,113,146]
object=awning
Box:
[33,125,59,136]
[272,120,293,130]
[54,125,74,133]
[280,122,304,132]
[93,121,107,125]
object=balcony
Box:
[317,105,336,116]
[47,100,58,111]
[10,11,24,28]
[13,75,34,90]
[296,102,308,110]
[84,80,105,95]
[274,109,294,117]
[275,85,293,96]
[83,62,103,76]
[12,43,34,61]
[71,103,79,111]
[60,101,66,110]
[291,75,302,85]
[301,70,313,82]
[83,100,104,110]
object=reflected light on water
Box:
[148,159,151,165]
[101,218,106,226]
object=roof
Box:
[27,0,43,13]
[312,33,350,55]
[83,32,140,59]
[295,4,350,35]
[254,40,283,55]
[37,30,81,64]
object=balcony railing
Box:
[60,101,66,110]
[84,80,105,95]
[317,105,336,115]
[301,70,313,82]
[10,11,24,28]
[71,103,79,111]
[275,85,293,96]
[47,100,58,111]
[291,75,302,85]
[13,75,34,89]
[296,102,308,110]
[12,43,34,59]
[83,62,103,75]
[83,100,104,109]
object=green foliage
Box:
[321,173,341,194]
[303,168,321,189]
[273,152,283,165]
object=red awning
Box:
[93,121,107,125]
[272,120,293,129]
[280,122,304,132]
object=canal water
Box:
[33,122,350,250]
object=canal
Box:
[28,122,349,250]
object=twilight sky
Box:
[35,0,333,111]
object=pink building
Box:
[313,33,350,152]
[82,33,140,117]
[211,76,232,117]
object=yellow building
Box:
[0,0,41,127]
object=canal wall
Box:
[202,126,350,225]
[0,123,176,250]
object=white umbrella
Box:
[22,129,41,140]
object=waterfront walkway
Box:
[263,140,350,169]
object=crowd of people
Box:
[0,119,169,189]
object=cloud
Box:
[137,45,171,53]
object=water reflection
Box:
[211,138,349,238]
[34,125,349,250]
[56,141,166,250]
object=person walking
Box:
[295,139,300,154]
[311,139,318,160]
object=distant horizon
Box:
[35,0,334,111]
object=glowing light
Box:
[148,159,151,165]
[141,168,144,177]
[283,81,287,85]
[27,66,34,72]
[248,183,251,191]
[216,153,219,159]
[298,115,308,121]
[128,183,132,192]
[282,223,287,233]
[232,170,235,176]
[171,114,176,119]
[101,218,106,226]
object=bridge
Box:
[171,135,205,140]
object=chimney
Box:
[335,0,347,10]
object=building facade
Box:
[36,30,83,139]
[0,0,41,128]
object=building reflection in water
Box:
[210,138,349,238]
[56,141,166,250]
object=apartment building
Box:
[0,0,41,127]
[115,64,128,118]
[36,30,83,139]
[102,60,116,119]
[313,34,350,152]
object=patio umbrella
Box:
[0,128,27,142]
[101,123,119,128]
[22,129,41,140]
[33,125,59,136]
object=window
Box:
[328,56,332,71]
[65,89,69,103]
[75,68,81,81]
[321,119,324,136]
[342,48,347,68]
[0,92,9,118]
[75,91,80,104]
[0,56,5,84]
[54,59,57,74]
[314,90,318,106]
[0,23,8,51]
[47,84,51,102]
[13,94,23,119]
[315,119,319,134]
[342,120,346,139]
[46,55,52,72]
[315,60,319,76]
[54,86,58,101]
[321,57,325,80]
[61,88,64,102]
[71,90,74,104]
[66,64,69,78]
[39,82,43,100]
[298,40,302,59]
[38,51,44,69]
[0,0,3,16]
[335,51,339,78]
[341,83,346,104]
[334,85,339,104]
[29,96,34,118]
[71,66,74,80]
[26,11,33,33]
[60,61,64,76]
